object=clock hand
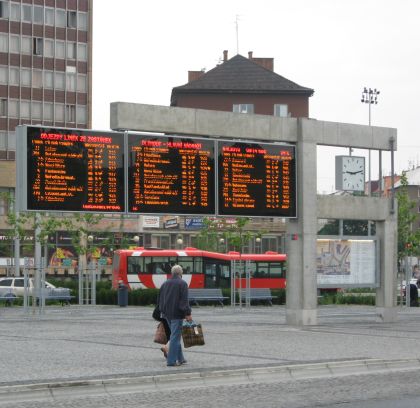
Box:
[344,170,362,175]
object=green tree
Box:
[195,217,264,253]
[396,171,420,261]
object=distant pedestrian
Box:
[407,279,420,307]
[158,264,192,367]
[413,265,420,279]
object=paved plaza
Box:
[1,304,420,405]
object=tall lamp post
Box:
[361,87,380,196]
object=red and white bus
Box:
[112,247,286,290]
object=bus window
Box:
[127,256,143,274]
[246,261,257,277]
[269,262,284,278]
[194,257,202,274]
[144,256,170,274]
[220,264,230,279]
[257,262,269,277]
[177,257,194,274]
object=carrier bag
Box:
[181,321,205,348]
[153,322,167,345]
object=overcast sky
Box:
[92,0,420,194]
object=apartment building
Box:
[0,0,92,160]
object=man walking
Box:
[159,264,192,366]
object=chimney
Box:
[248,51,253,59]
[223,50,228,62]
[188,70,205,82]
[252,57,274,71]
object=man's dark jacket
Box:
[158,275,191,320]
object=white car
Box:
[0,277,56,297]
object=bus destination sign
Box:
[26,127,125,212]
[128,135,215,215]
[218,141,296,217]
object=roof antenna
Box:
[235,15,240,54]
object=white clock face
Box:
[342,157,365,191]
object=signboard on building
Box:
[164,217,179,229]
[316,238,378,287]
[142,216,160,228]
[185,218,204,229]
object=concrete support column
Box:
[286,119,318,326]
[376,205,398,322]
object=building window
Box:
[77,74,87,92]
[0,66,7,84]
[21,37,31,54]
[44,71,53,89]
[55,104,64,121]
[0,1,9,19]
[55,72,65,89]
[274,104,288,117]
[0,131,6,150]
[0,99,6,116]
[67,11,77,28]
[44,103,53,120]
[77,43,87,61]
[77,105,87,124]
[45,8,54,26]
[56,40,65,59]
[44,39,54,57]
[56,9,66,28]
[20,101,30,119]
[66,73,76,91]
[22,5,32,23]
[67,42,76,59]
[8,100,18,117]
[78,12,88,30]
[10,35,19,53]
[0,33,8,52]
[233,104,254,114]
[9,3,19,21]
[9,68,19,86]
[66,104,76,122]
[32,102,42,120]
[33,6,43,24]
[33,70,43,88]
[33,38,43,56]
[8,131,15,151]
[21,68,31,87]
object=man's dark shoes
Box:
[167,362,181,367]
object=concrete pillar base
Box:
[375,307,398,323]
[286,308,318,326]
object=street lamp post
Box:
[219,237,225,253]
[133,235,140,246]
[255,237,261,254]
[177,237,183,249]
[361,87,380,197]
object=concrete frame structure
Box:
[111,102,398,325]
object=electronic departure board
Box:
[128,134,215,215]
[24,127,125,212]
[218,141,296,217]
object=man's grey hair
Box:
[171,264,183,276]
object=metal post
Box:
[405,256,411,307]
[14,235,20,277]
[23,266,28,313]
[245,260,250,308]
[91,259,96,306]
[390,137,395,214]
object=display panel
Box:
[25,127,125,212]
[218,141,296,217]
[316,238,378,288]
[128,134,215,215]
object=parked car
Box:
[0,277,56,297]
